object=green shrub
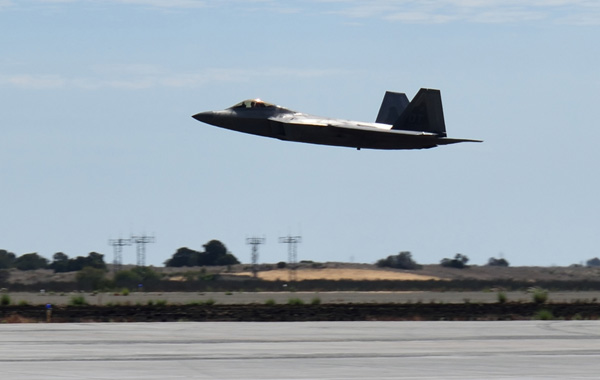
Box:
[121,288,130,296]
[204,298,216,306]
[1,294,10,306]
[532,289,548,304]
[497,292,507,304]
[264,299,276,306]
[534,309,554,320]
[310,297,321,305]
[287,298,304,305]
[76,266,108,290]
[69,295,88,306]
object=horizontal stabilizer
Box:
[392,88,446,136]
[436,137,483,145]
[376,91,409,124]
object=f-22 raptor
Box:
[192,88,481,150]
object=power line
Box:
[131,234,155,267]
[108,238,132,272]
[278,235,301,281]
[246,237,265,278]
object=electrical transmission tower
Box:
[131,234,155,267]
[108,238,132,272]
[246,237,265,278]
[278,235,301,281]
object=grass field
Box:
[4,290,600,307]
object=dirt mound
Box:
[234,268,442,281]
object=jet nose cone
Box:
[192,111,215,124]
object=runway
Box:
[1,321,599,379]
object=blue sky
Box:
[1,0,599,267]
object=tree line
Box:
[0,240,239,273]
[4,244,600,274]
[375,252,511,270]
[0,250,108,272]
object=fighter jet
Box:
[192,88,481,150]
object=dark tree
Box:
[216,252,240,266]
[65,252,107,272]
[85,252,106,269]
[165,247,199,267]
[586,257,600,267]
[14,253,49,271]
[441,254,470,269]
[487,257,509,267]
[377,251,422,270]
[0,250,16,269]
[49,252,70,272]
[204,240,239,265]
[203,240,227,263]
[67,256,88,272]
[165,241,240,267]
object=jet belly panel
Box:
[268,118,436,150]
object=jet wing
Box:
[268,115,480,149]
[271,114,415,133]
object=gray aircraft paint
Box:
[193,88,481,150]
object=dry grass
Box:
[233,268,442,281]
[8,263,600,286]
[1,314,36,323]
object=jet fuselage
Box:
[192,90,481,150]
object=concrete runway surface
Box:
[1,321,600,379]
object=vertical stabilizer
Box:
[392,88,446,136]
[376,91,409,124]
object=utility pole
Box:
[246,237,265,278]
[278,235,301,281]
[131,234,155,267]
[108,238,132,272]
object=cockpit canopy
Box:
[229,99,277,109]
